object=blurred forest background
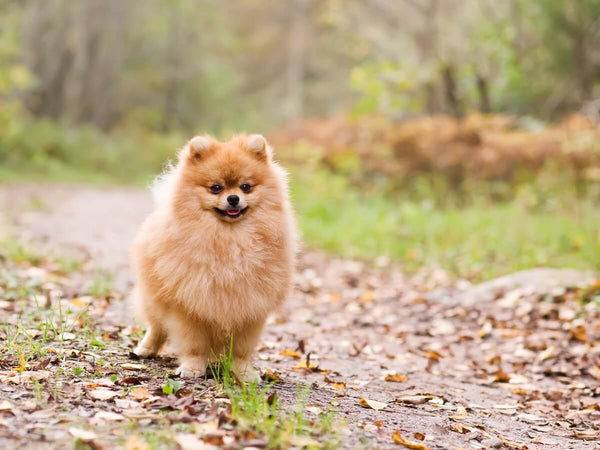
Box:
[1,0,600,280]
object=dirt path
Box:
[1,183,599,449]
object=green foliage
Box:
[349,61,429,116]
[0,105,178,184]
[161,377,182,395]
[292,169,600,281]
[208,342,341,448]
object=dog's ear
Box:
[246,134,272,160]
[187,135,213,161]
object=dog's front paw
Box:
[176,359,206,378]
[133,344,157,358]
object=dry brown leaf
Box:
[1,370,51,384]
[0,400,13,413]
[115,398,140,409]
[305,405,323,415]
[68,427,98,441]
[121,363,145,370]
[493,369,511,383]
[262,368,280,382]
[280,349,302,359]
[92,411,125,421]
[385,374,408,382]
[89,388,119,401]
[510,387,528,396]
[450,406,467,421]
[537,346,555,362]
[324,376,346,390]
[450,423,473,434]
[396,395,433,405]
[391,430,430,449]
[360,397,388,411]
[360,290,375,302]
[175,433,205,450]
[571,325,588,343]
[129,387,151,401]
[425,350,442,360]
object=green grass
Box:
[210,344,342,449]
[292,170,600,281]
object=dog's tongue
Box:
[226,209,240,216]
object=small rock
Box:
[481,437,503,448]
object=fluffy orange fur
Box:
[130,134,296,379]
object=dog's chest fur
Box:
[153,218,290,327]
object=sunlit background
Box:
[1,0,599,280]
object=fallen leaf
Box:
[129,387,151,401]
[331,382,346,390]
[518,413,547,425]
[510,387,528,396]
[425,350,442,360]
[69,427,98,441]
[360,398,388,410]
[1,370,51,384]
[396,395,433,405]
[93,411,125,421]
[34,358,51,370]
[115,398,141,409]
[361,290,375,302]
[571,325,588,343]
[450,423,473,434]
[121,363,145,371]
[89,388,119,401]
[537,346,555,362]
[119,376,143,386]
[71,297,88,307]
[392,430,430,449]
[280,349,302,359]
[0,400,13,413]
[385,374,408,382]
[305,405,323,415]
[450,406,467,421]
[493,369,511,383]
[175,433,206,450]
[262,368,280,382]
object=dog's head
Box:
[175,134,280,222]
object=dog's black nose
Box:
[227,195,240,206]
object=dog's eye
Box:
[240,184,252,193]
[210,184,223,194]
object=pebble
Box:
[481,437,503,448]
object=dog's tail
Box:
[149,161,177,206]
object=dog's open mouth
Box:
[214,207,248,219]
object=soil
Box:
[1,183,599,449]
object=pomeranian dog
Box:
[130,134,296,380]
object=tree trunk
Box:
[476,73,491,113]
[286,0,308,118]
[442,63,463,118]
